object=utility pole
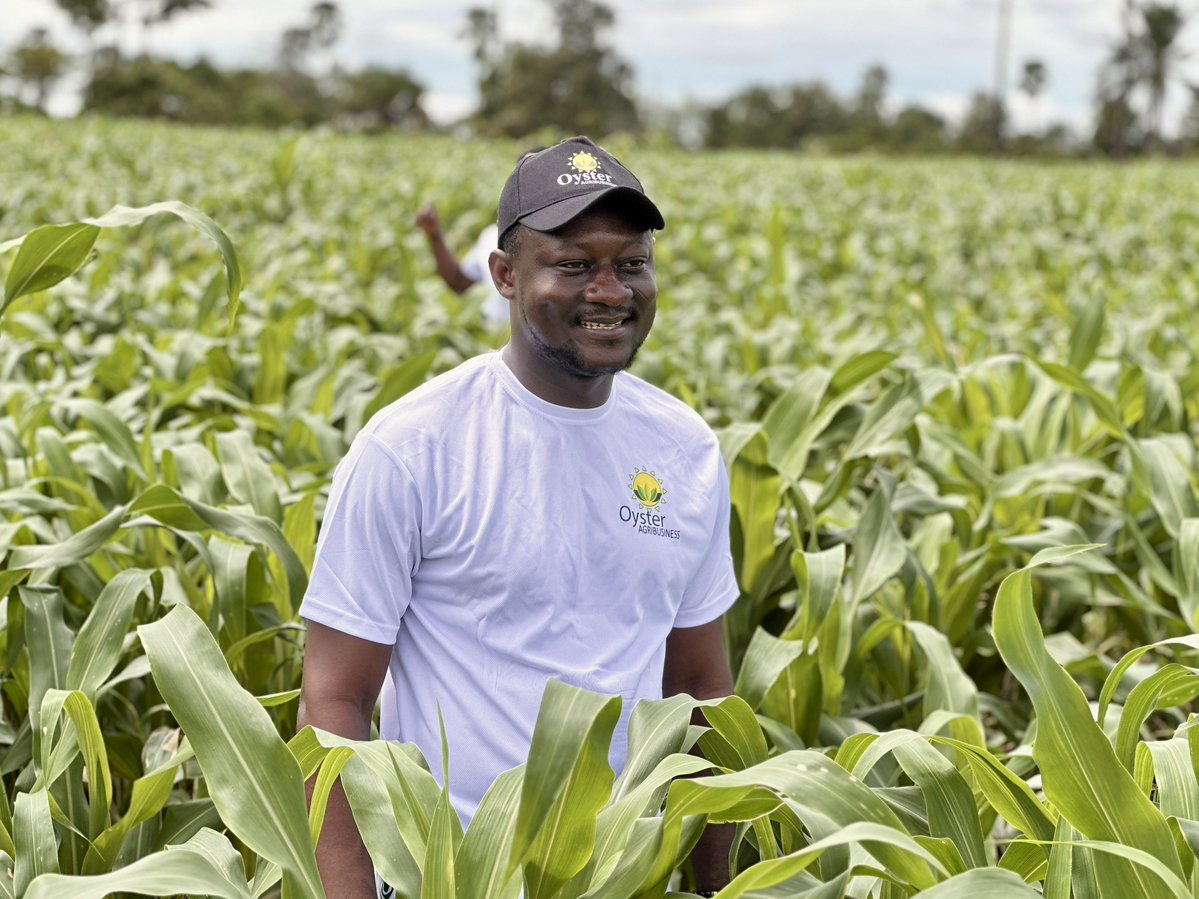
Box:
[994,0,1014,103]
[993,0,1014,146]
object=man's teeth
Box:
[580,320,624,330]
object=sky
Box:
[5,0,1199,134]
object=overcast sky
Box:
[5,0,1199,132]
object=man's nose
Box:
[585,263,632,305]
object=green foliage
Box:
[3,120,1199,895]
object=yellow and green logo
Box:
[569,150,601,174]
[629,467,666,508]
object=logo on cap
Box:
[569,151,601,174]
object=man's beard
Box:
[523,309,646,379]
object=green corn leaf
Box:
[848,486,906,604]
[512,680,622,898]
[26,829,252,899]
[216,430,283,524]
[761,367,833,480]
[137,605,325,898]
[716,821,948,898]
[455,767,524,899]
[66,569,154,698]
[3,222,100,310]
[1068,294,1106,373]
[1043,817,1075,899]
[915,866,1042,897]
[992,551,1184,894]
[129,483,306,611]
[84,201,243,328]
[729,431,781,597]
[289,727,434,895]
[421,786,462,899]
[1096,635,1199,728]
[933,737,1056,843]
[906,621,981,727]
[57,398,145,479]
[782,544,844,642]
[1134,439,1199,540]
[1149,739,1199,827]
[13,790,58,896]
[34,689,112,839]
[851,729,986,869]
[7,506,126,571]
[84,744,194,874]
[21,586,73,764]
[1115,666,1199,774]
[365,349,440,422]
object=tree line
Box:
[3,0,1197,155]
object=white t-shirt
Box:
[458,224,509,326]
[300,352,739,824]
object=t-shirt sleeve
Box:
[673,450,740,628]
[299,432,421,644]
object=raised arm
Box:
[297,621,394,899]
[414,204,477,294]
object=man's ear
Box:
[488,249,516,299]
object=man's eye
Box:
[558,261,588,270]
[622,259,648,271]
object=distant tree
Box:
[337,66,429,130]
[461,6,498,65]
[704,82,848,150]
[54,0,112,39]
[469,0,639,137]
[278,1,343,73]
[9,27,69,112]
[955,92,1006,154]
[887,105,947,153]
[849,64,890,147]
[54,0,210,45]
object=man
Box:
[298,136,738,897]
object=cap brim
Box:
[519,186,665,233]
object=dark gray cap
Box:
[497,136,665,245]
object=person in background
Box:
[413,204,509,327]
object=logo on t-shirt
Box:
[620,467,681,540]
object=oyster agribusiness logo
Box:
[619,467,680,540]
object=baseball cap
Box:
[497,136,665,245]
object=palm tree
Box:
[1138,3,1187,143]
[1095,2,1189,154]
[1019,59,1048,133]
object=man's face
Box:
[494,204,657,404]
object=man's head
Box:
[496,136,664,252]
[489,137,663,408]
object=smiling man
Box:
[297,137,738,898]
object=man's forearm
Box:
[298,698,377,899]
[423,231,475,293]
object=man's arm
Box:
[414,204,476,294]
[297,621,394,899]
[663,618,736,893]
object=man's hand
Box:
[414,203,442,237]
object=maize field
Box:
[3,116,1199,897]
